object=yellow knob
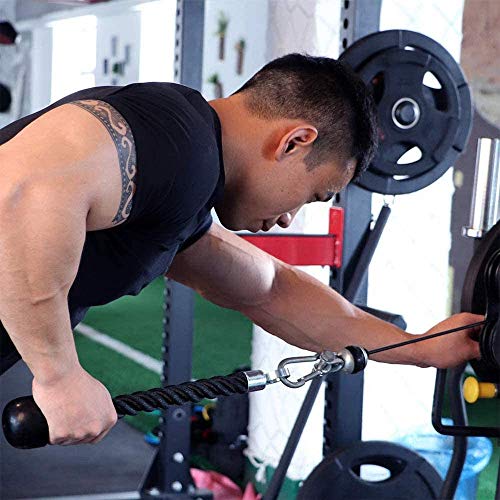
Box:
[463,377,498,404]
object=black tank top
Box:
[0,83,224,369]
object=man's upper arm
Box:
[167,224,278,310]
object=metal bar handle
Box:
[463,137,500,238]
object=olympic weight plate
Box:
[297,440,442,500]
[461,221,500,381]
[340,30,472,195]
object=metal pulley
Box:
[340,30,472,195]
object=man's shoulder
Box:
[121,82,213,124]
[121,81,195,95]
[118,82,203,106]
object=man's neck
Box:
[209,95,253,194]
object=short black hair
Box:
[234,53,378,179]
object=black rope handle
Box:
[2,371,250,449]
[114,372,249,416]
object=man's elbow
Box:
[200,258,279,312]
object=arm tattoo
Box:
[71,99,137,225]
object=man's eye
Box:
[309,193,335,203]
[323,192,335,203]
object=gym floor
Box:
[1,276,498,499]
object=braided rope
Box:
[113,372,249,416]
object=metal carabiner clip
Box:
[276,351,344,389]
[277,354,321,388]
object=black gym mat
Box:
[0,361,156,499]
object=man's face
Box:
[215,155,354,232]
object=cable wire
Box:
[368,320,488,356]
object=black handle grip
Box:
[2,395,127,449]
[2,396,49,449]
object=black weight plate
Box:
[461,221,500,313]
[358,47,460,178]
[461,221,500,380]
[340,30,472,195]
[298,440,442,500]
[484,256,500,369]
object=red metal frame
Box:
[240,207,344,268]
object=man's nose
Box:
[277,209,298,228]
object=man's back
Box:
[0,82,224,373]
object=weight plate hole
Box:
[353,464,392,482]
[397,145,422,165]
[423,86,448,112]
[423,71,442,90]
[421,71,448,111]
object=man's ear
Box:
[275,125,318,161]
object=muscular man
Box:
[0,54,481,446]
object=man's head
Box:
[210,53,378,232]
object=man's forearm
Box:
[171,226,480,369]
[1,293,80,383]
[0,182,86,384]
[239,262,419,365]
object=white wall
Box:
[201,0,269,100]
[19,0,177,117]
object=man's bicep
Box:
[167,224,278,309]
[0,180,88,306]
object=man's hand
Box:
[412,313,483,369]
[32,365,118,446]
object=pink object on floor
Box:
[191,468,261,500]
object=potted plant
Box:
[215,12,229,60]
[235,38,246,75]
[208,73,224,98]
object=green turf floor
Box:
[75,276,498,499]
